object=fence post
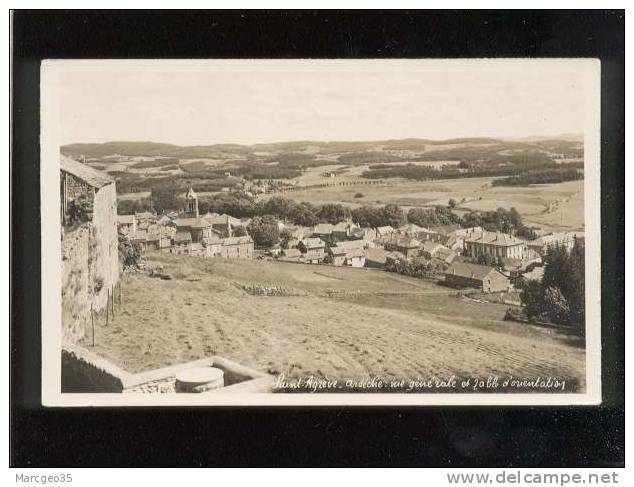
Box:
[91,304,95,347]
[111,285,115,318]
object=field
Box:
[71,138,585,234]
[85,253,585,392]
[265,172,584,232]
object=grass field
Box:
[267,175,584,233]
[85,253,585,391]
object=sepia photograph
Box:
[40,59,601,405]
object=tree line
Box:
[515,239,585,336]
[491,168,583,186]
[119,190,538,246]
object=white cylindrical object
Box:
[175,366,224,392]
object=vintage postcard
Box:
[40,59,601,406]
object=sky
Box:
[56,60,592,146]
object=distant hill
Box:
[61,136,572,159]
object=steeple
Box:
[184,187,199,217]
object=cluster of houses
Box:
[118,188,255,259]
[273,220,583,294]
[117,184,584,295]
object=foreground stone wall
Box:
[61,345,275,394]
[61,346,129,392]
[61,226,92,343]
[61,182,119,343]
[91,183,120,310]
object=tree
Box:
[521,240,586,334]
[516,226,538,240]
[247,215,280,248]
[542,244,570,292]
[118,235,142,268]
[279,229,293,249]
[520,280,544,321]
[117,198,153,215]
[543,286,570,325]
[448,198,457,209]
[289,202,319,227]
[380,204,405,228]
[318,204,350,224]
[151,185,180,214]
[351,205,382,228]
[566,238,586,334]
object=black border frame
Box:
[10,10,625,467]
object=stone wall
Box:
[61,182,119,343]
[91,183,120,310]
[61,345,130,392]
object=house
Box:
[361,228,379,248]
[444,262,511,293]
[117,214,137,235]
[60,155,119,342]
[174,217,219,243]
[397,224,440,242]
[365,248,390,269]
[376,226,394,238]
[174,231,193,246]
[449,226,484,254]
[203,213,243,237]
[332,220,361,240]
[219,235,254,259]
[527,232,584,256]
[298,237,326,263]
[327,245,347,266]
[344,248,365,267]
[463,231,526,261]
[429,224,462,244]
[430,224,462,236]
[290,226,313,240]
[337,239,366,251]
[135,211,156,229]
[313,223,334,239]
[381,234,422,259]
[204,236,224,257]
[280,248,302,260]
[420,241,448,260]
[156,215,173,226]
[170,242,206,257]
[433,247,457,265]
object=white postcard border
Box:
[40,59,602,407]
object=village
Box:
[114,181,583,295]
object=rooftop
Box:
[60,154,114,189]
[301,237,326,249]
[465,231,524,247]
[223,236,253,246]
[174,217,213,229]
[445,262,499,281]
[118,215,136,225]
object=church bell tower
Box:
[184,187,199,217]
